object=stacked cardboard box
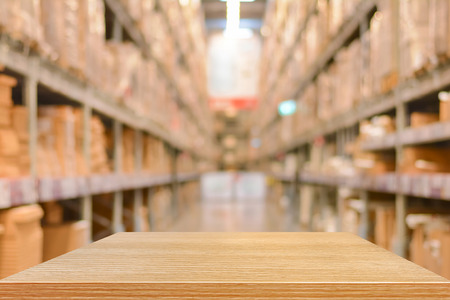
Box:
[143,136,171,174]
[0,204,43,279]
[408,214,450,279]
[177,153,194,173]
[410,112,439,128]
[150,187,173,232]
[43,220,90,262]
[0,0,43,47]
[374,205,396,251]
[37,106,78,177]
[88,115,111,175]
[400,147,450,174]
[122,128,135,174]
[0,75,29,178]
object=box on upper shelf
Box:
[400,147,450,174]
[410,112,439,128]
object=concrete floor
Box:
[167,196,300,232]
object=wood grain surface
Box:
[1,232,449,299]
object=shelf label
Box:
[39,178,54,201]
[21,178,37,204]
[0,180,11,208]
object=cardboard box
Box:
[0,128,20,157]
[42,202,64,225]
[410,112,439,128]
[11,106,29,141]
[0,156,21,177]
[440,99,450,122]
[43,220,90,262]
[374,205,396,251]
[0,205,43,279]
[0,107,11,127]
[0,75,16,107]
[401,147,450,174]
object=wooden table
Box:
[1,232,449,299]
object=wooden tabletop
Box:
[1,232,449,299]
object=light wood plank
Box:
[1,232,449,299]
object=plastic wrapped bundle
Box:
[400,0,432,78]
[104,42,140,104]
[429,0,450,65]
[41,0,80,72]
[79,0,106,87]
[0,0,43,48]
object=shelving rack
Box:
[0,0,216,240]
[252,0,450,258]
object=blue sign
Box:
[278,100,297,116]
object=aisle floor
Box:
[168,197,300,232]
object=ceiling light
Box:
[220,0,255,2]
[223,0,254,39]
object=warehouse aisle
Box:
[168,196,299,232]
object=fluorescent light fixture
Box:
[278,100,297,116]
[179,0,189,6]
[220,0,255,2]
[223,0,254,39]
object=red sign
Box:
[209,97,258,111]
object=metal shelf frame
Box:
[257,0,377,134]
[0,1,211,239]
[257,0,450,258]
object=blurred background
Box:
[0,0,449,280]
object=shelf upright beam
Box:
[112,16,123,42]
[23,57,39,178]
[356,7,370,241]
[81,104,92,241]
[358,190,370,240]
[133,130,143,232]
[170,147,180,219]
[112,120,124,233]
[392,0,407,258]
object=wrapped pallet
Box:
[0,204,44,279]
[41,0,81,72]
[429,0,450,65]
[79,0,106,87]
[370,0,399,95]
[104,42,140,105]
[328,0,344,37]
[305,15,319,68]
[0,0,43,47]
[400,0,431,79]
